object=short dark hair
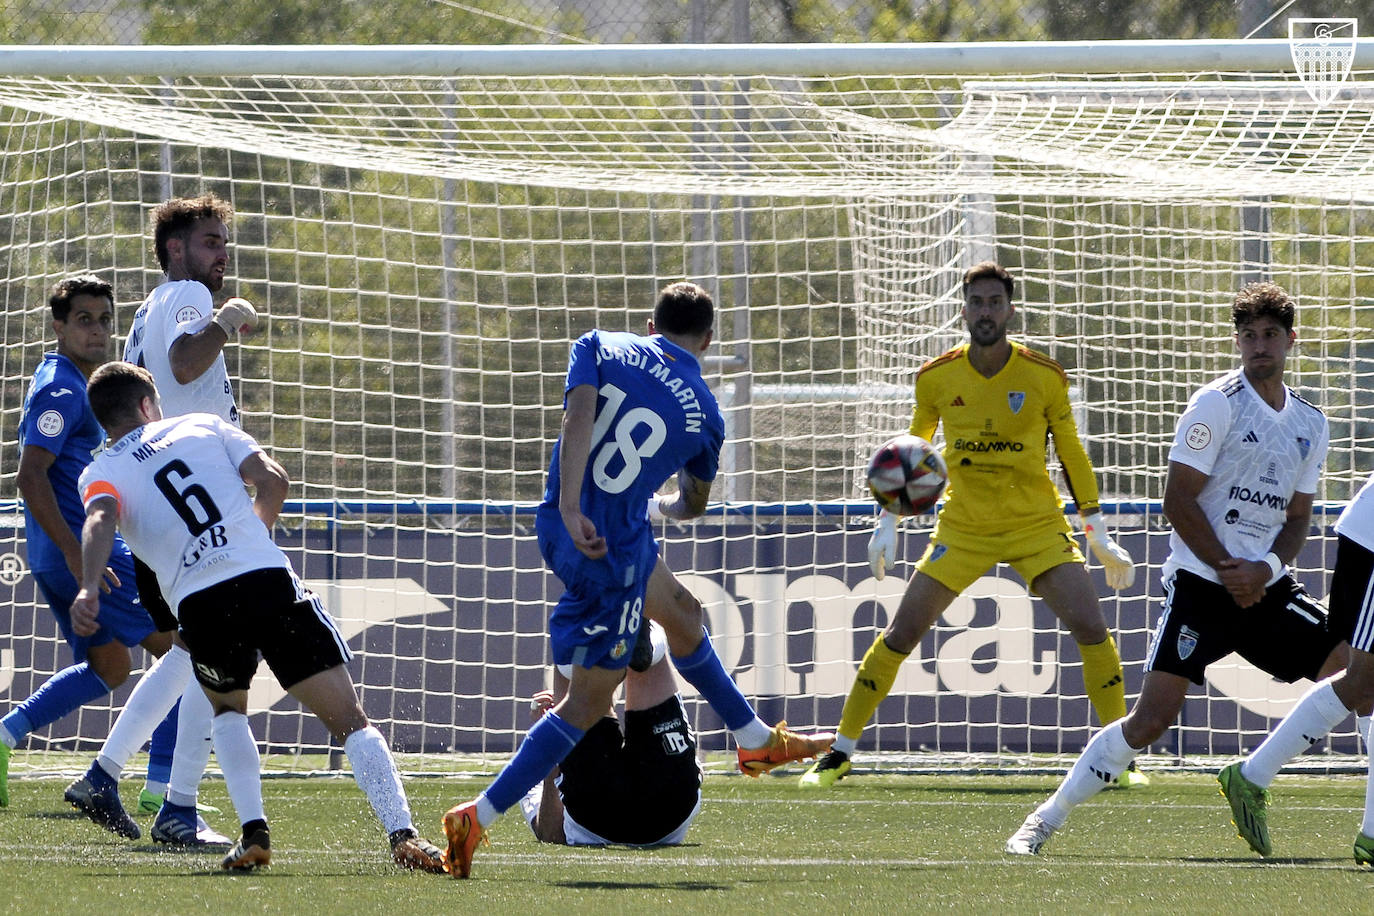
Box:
[1233,281,1295,332]
[87,361,157,431]
[653,281,714,337]
[961,261,1014,298]
[151,192,233,272]
[49,274,113,322]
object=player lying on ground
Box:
[71,361,444,873]
[521,622,702,847]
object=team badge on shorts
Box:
[1177,625,1200,661]
[610,638,629,660]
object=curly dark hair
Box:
[151,192,233,272]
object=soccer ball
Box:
[865,434,947,515]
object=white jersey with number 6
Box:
[78,413,287,613]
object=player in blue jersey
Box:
[0,275,177,813]
[440,281,833,878]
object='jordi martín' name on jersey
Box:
[1165,368,1327,584]
[542,329,724,548]
[78,413,287,613]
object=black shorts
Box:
[177,567,352,693]
[132,553,178,633]
[1328,534,1374,653]
[558,694,702,845]
[1148,568,1339,685]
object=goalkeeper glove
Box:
[867,509,897,580]
[213,297,259,337]
[1082,511,1135,591]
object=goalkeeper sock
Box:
[1037,719,1138,828]
[1242,676,1349,788]
[1078,635,1127,726]
[481,712,582,817]
[344,725,413,836]
[836,635,909,744]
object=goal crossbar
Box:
[0,39,1364,78]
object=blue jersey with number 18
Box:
[542,330,724,555]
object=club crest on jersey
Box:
[1296,436,1311,459]
[1007,391,1025,414]
[1177,625,1200,661]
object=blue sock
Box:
[145,699,180,787]
[671,628,755,731]
[2,663,110,740]
[482,713,583,815]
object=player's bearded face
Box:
[963,278,1012,346]
[178,218,230,292]
[1235,316,1294,383]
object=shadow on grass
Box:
[553,879,730,891]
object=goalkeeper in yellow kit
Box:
[800,261,1140,788]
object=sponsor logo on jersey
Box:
[36,409,63,437]
[951,438,1024,453]
[1242,430,1259,443]
[582,624,608,636]
[1184,422,1212,449]
[48,387,73,398]
[1177,625,1200,660]
[1224,509,1240,525]
[929,543,948,562]
[1007,391,1025,414]
[950,395,965,406]
[1228,485,1289,510]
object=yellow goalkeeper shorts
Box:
[914,515,1084,595]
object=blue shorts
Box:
[537,506,657,671]
[33,543,156,661]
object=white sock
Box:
[732,718,772,750]
[1241,677,1350,789]
[343,725,413,836]
[166,683,213,808]
[474,794,500,829]
[1037,720,1138,829]
[210,711,265,827]
[96,643,192,778]
[831,733,857,757]
[1358,715,1372,754]
[1362,717,1374,839]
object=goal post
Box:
[1,41,1371,774]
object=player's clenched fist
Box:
[213,296,259,336]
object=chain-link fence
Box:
[4,0,1374,46]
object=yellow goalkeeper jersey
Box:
[909,341,1100,537]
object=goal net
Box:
[1,43,1371,773]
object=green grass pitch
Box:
[3,761,1373,914]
